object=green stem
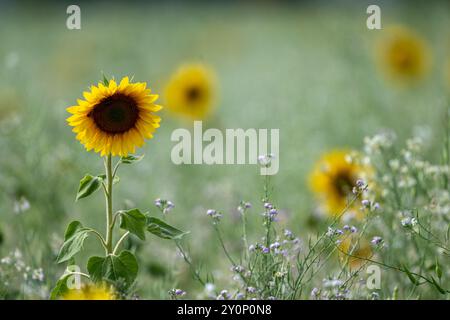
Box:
[242,210,249,260]
[175,241,206,287]
[113,231,130,255]
[104,155,114,254]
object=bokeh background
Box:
[0,0,449,298]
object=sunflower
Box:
[164,64,216,119]
[376,26,431,83]
[62,283,116,300]
[338,236,372,271]
[309,150,370,219]
[67,76,162,157]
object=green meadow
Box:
[0,1,449,299]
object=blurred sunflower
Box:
[309,150,370,219]
[62,283,116,300]
[67,76,162,157]
[338,236,372,270]
[164,64,216,119]
[376,26,431,83]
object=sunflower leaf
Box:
[87,251,138,288]
[56,221,92,263]
[120,154,144,164]
[119,208,147,240]
[49,273,71,300]
[76,174,103,201]
[146,216,189,240]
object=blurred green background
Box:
[0,0,449,298]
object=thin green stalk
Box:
[113,231,130,255]
[242,210,249,260]
[104,155,114,254]
[175,241,206,287]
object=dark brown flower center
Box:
[186,86,201,103]
[89,94,139,133]
[332,171,355,197]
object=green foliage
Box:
[87,251,138,288]
[76,174,103,201]
[49,273,71,300]
[53,155,188,297]
[120,154,144,164]
[119,209,147,240]
[146,216,189,240]
[56,221,92,263]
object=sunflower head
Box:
[309,150,370,219]
[62,283,116,300]
[67,76,162,157]
[376,26,431,84]
[338,236,372,271]
[164,64,216,120]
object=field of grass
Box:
[0,1,449,299]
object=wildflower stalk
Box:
[175,241,206,287]
[263,175,272,249]
[242,209,249,260]
[214,224,237,267]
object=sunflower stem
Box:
[105,154,114,254]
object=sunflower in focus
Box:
[376,26,431,83]
[338,236,372,271]
[164,64,216,119]
[67,76,162,157]
[309,150,370,219]
[62,283,116,300]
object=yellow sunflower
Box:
[67,76,162,157]
[62,283,116,300]
[376,26,431,83]
[164,64,216,119]
[338,236,372,271]
[309,150,370,218]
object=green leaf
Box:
[120,154,144,164]
[435,257,442,279]
[56,221,91,263]
[49,273,71,300]
[87,251,138,288]
[431,276,446,295]
[146,216,189,240]
[402,264,419,286]
[76,174,103,201]
[86,256,105,282]
[119,208,147,240]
